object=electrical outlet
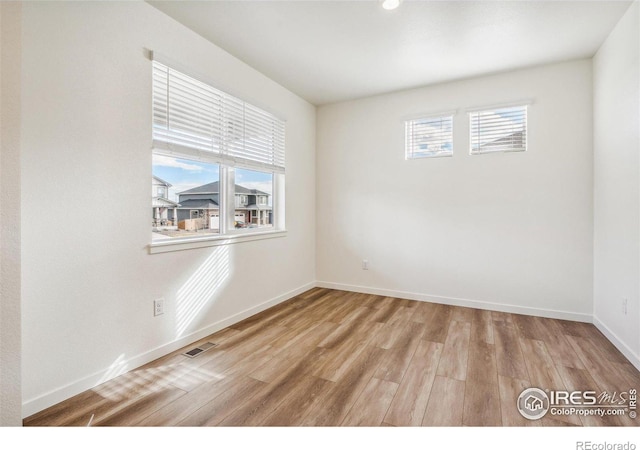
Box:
[154,298,164,316]
[623,298,628,315]
[362,259,369,270]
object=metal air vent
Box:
[182,341,218,358]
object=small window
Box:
[235,195,250,207]
[405,115,453,159]
[470,105,527,154]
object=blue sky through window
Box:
[153,155,272,202]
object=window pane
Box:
[234,168,273,230]
[152,155,220,241]
[470,105,527,154]
[405,115,453,159]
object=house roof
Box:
[478,131,525,151]
[152,175,172,187]
[245,204,272,211]
[179,181,269,196]
[236,185,269,196]
[179,181,220,195]
[152,197,180,207]
[177,198,219,210]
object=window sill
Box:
[148,229,287,254]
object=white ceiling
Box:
[148,0,632,105]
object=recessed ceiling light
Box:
[382,0,401,11]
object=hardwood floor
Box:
[23,288,640,427]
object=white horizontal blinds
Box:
[223,94,245,162]
[470,105,527,154]
[152,61,285,173]
[152,61,224,158]
[238,103,286,169]
[405,115,453,159]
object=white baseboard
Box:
[593,315,640,371]
[319,282,640,370]
[21,281,315,418]
[316,281,593,323]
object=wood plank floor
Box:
[24,288,640,427]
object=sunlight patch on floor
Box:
[92,359,226,402]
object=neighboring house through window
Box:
[152,175,180,229]
[175,180,272,230]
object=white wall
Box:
[0,1,23,426]
[317,60,594,320]
[593,1,640,367]
[19,1,316,416]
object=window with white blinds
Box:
[405,115,453,159]
[470,105,527,154]
[150,58,285,249]
[152,61,285,173]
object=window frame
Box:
[468,103,529,155]
[404,112,455,160]
[149,55,286,254]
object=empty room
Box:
[1,0,639,442]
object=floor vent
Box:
[182,342,218,358]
